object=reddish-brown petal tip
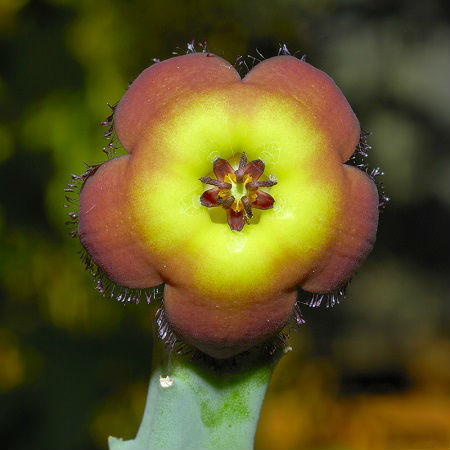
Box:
[301,166,379,292]
[244,159,265,180]
[163,285,298,358]
[78,156,162,288]
[213,158,233,180]
[243,55,360,161]
[227,209,245,231]
[200,188,220,207]
[114,53,240,152]
[252,191,275,209]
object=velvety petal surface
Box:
[78,53,380,358]
[78,156,163,288]
[243,55,360,162]
[301,165,379,292]
[114,53,241,152]
[129,80,346,304]
[164,284,297,358]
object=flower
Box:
[199,152,277,231]
[76,52,379,358]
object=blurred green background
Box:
[0,0,448,449]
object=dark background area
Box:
[0,0,448,449]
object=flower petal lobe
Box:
[227,209,245,231]
[252,191,275,209]
[213,158,233,180]
[244,159,265,180]
[200,188,220,207]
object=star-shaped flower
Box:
[74,52,380,358]
[200,152,277,231]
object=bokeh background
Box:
[0,0,448,449]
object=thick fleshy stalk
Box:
[108,332,280,450]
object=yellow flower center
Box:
[219,173,258,212]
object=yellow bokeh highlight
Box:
[0,329,25,391]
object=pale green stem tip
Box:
[108,337,282,450]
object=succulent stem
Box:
[108,326,281,450]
